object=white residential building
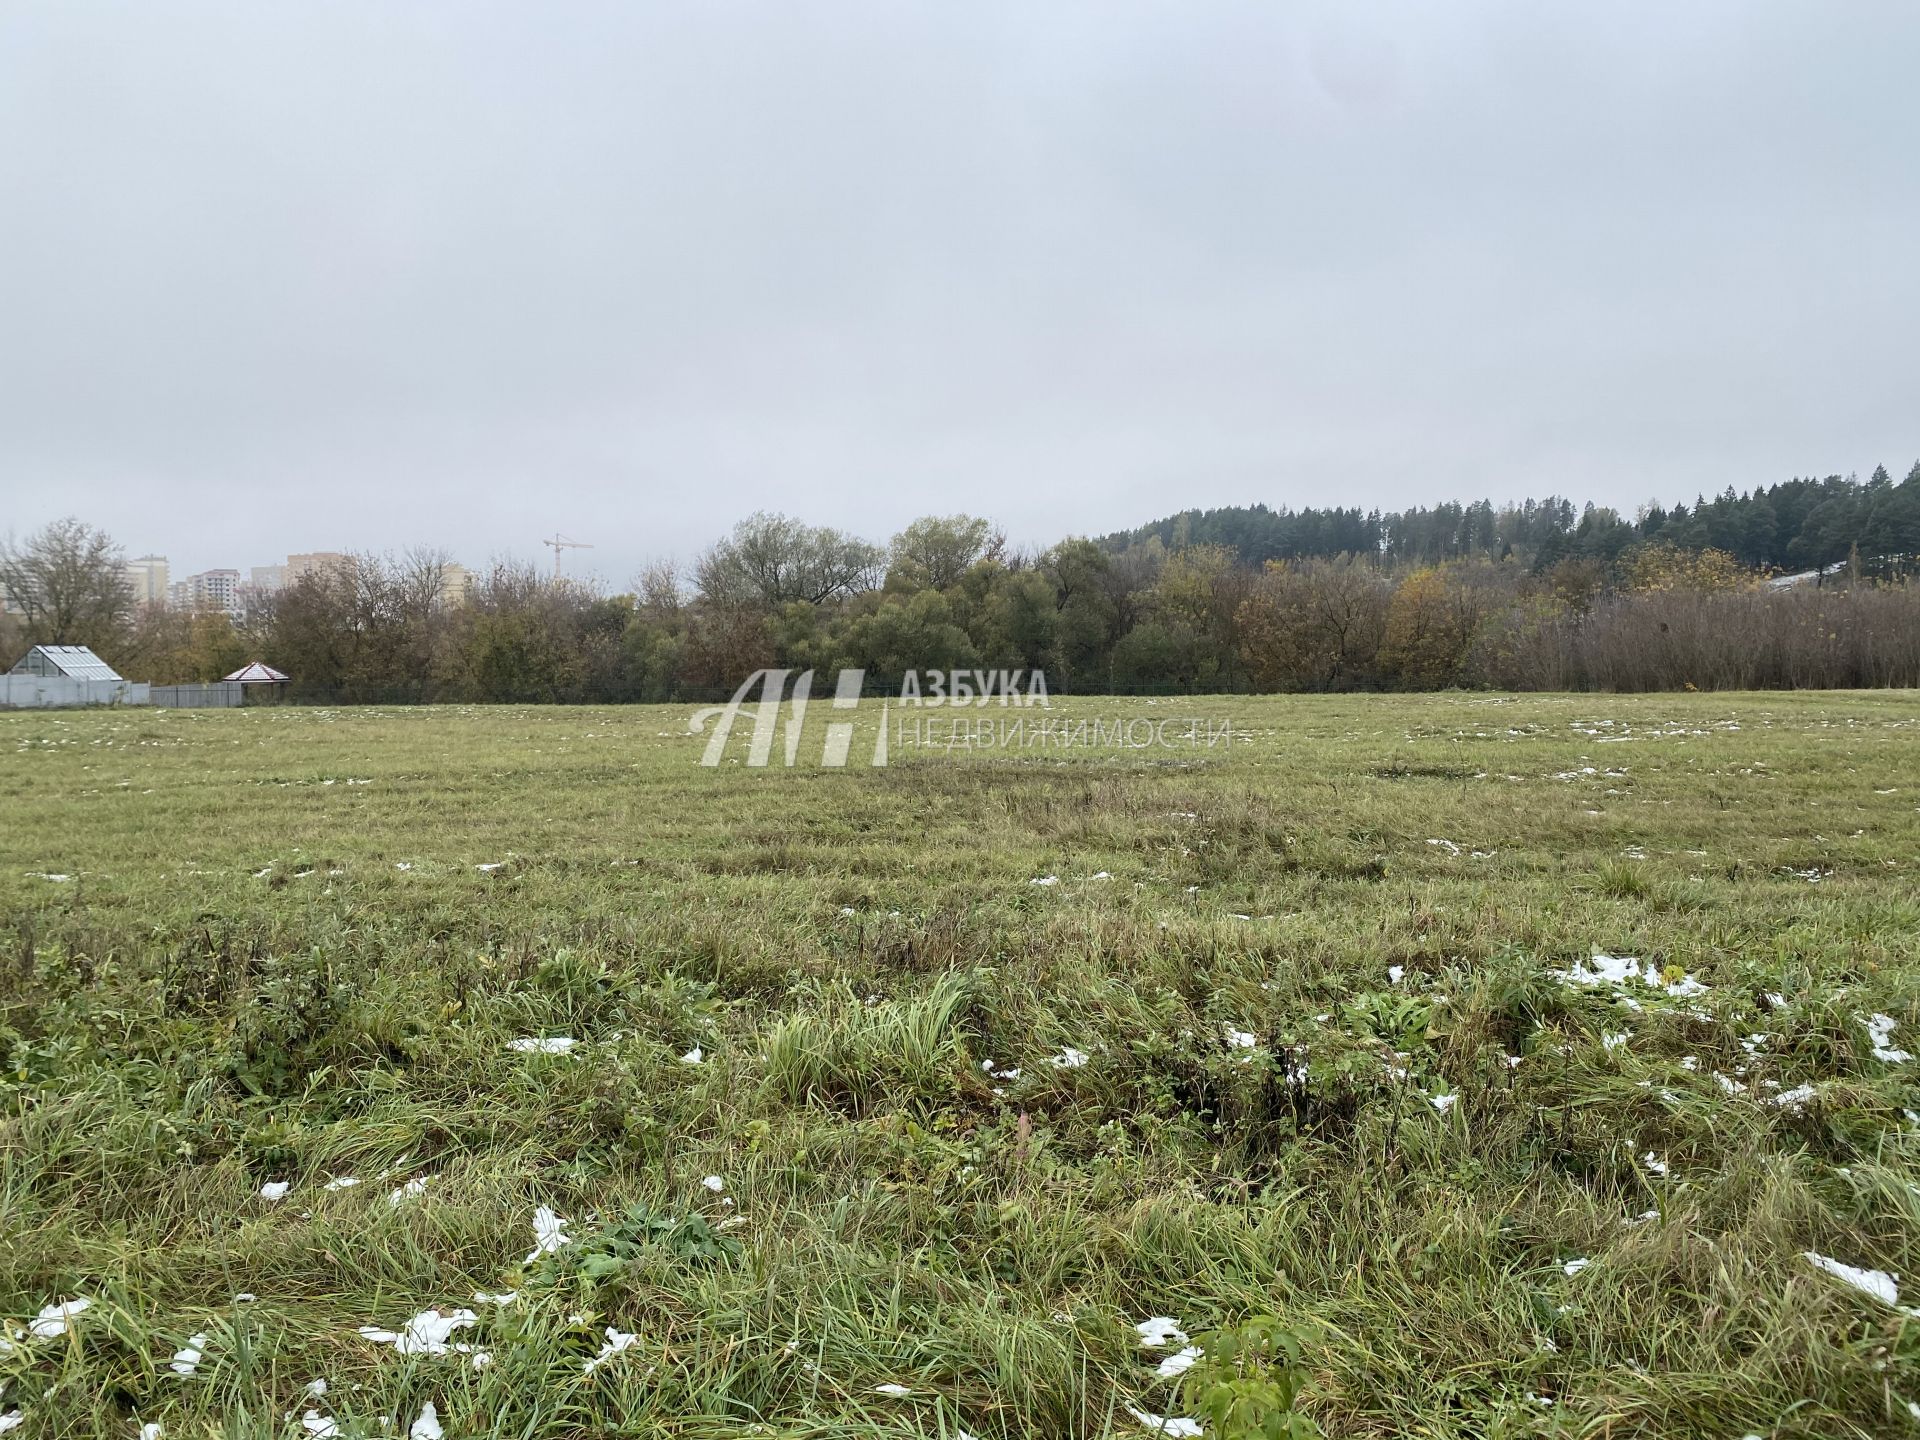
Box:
[126,554,170,606]
[171,569,243,615]
[286,551,349,581]
[439,562,475,608]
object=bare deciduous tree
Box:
[635,558,683,615]
[0,517,132,651]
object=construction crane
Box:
[542,532,593,578]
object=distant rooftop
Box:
[8,645,125,681]
[223,661,289,683]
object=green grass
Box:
[3,691,1919,1438]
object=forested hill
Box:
[1102,463,1920,573]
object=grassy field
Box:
[4,690,1920,1439]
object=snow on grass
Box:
[1126,1405,1203,1437]
[524,1205,572,1263]
[1135,1316,1189,1349]
[388,1176,429,1206]
[1153,1346,1203,1380]
[358,1308,479,1356]
[1557,953,1706,999]
[508,1036,577,1055]
[1771,1083,1818,1112]
[1803,1252,1899,1306]
[29,1298,90,1339]
[168,1333,209,1376]
[1864,1014,1913,1064]
[582,1327,639,1375]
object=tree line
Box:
[1107,463,1920,575]
[4,462,1919,702]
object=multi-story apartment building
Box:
[286,552,349,582]
[125,554,170,607]
[439,562,476,608]
[170,569,243,615]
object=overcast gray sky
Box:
[2,2,1914,587]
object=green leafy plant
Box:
[1342,992,1433,1052]
[546,1204,742,1285]
[1180,1316,1321,1440]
